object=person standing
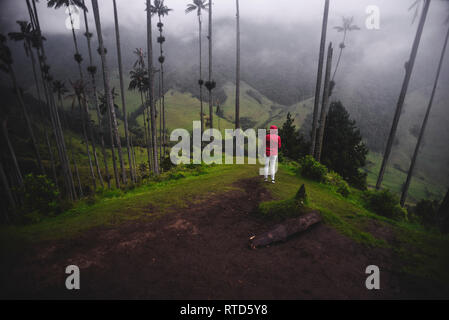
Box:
[264,125,281,183]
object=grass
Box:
[5,151,449,289]
[365,152,445,204]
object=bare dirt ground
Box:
[0,178,443,299]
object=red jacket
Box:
[266,125,281,156]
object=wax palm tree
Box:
[310,0,329,157]
[400,17,449,206]
[151,0,172,158]
[0,159,16,217]
[112,0,135,183]
[0,33,45,175]
[81,0,111,189]
[132,48,153,169]
[8,20,45,102]
[66,80,97,191]
[235,0,241,129]
[376,0,431,189]
[205,0,216,130]
[186,0,209,134]
[146,0,159,174]
[52,80,68,116]
[2,118,23,188]
[26,0,76,199]
[47,0,87,78]
[331,16,360,83]
[315,42,333,162]
[91,0,127,187]
[129,67,152,167]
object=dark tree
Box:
[321,101,368,189]
[279,112,309,161]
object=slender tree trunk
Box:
[8,65,44,175]
[0,160,15,216]
[2,119,23,187]
[331,31,346,82]
[68,5,104,189]
[28,0,76,200]
[157,15,167,158]
[78,95,97,191]
[438,188,449,233]
[159,72,163,165]
[315,42,333,162]
[208,0,213,130]
[113,0,135,183]
[400,24,449,206]
[82,0,110,189]
[45,129,58,190]
[235,0,240,129]
[68,5,83,79]
[28,44,42,102]
[376,0,430,189]
[147,0,159,174]
[198,13,204,135]
[310,0,329,156]
[83,99,104,189]
[91,0,122,188]
[69,138,83,198]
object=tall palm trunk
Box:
[7,64,44,175]
[113,0,135,183]
[44,129,58,190]
[331,31,347,82]
[198,12,204,134]
[77,95,96,191]
[28,0,76,200]
[310,0,330,156]
[157,15,167,158]
[315,42,333,162]
[91,0,126,187]
[2,119,23,187]
[208,0,213,129]
[67,5,83,79]
[0,160,16,216]
[67,5,103,190]
[69,137,83,198]
[82,0,110,189]
[28,44,42,102]
[376,0,430,189]
[147,0,159,174]
[235,0,240,129]
[400,24,449,206]
[438,188,449,233]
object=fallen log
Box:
[249,211,322,248]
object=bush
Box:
[325,171,350,197]
[363,189,406,220]
[299,155,328,182]
[409,199,439,226]
[160,156,175,172]
[258,185,307,221]
[16,174,61,222]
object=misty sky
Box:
[1,0,448,88]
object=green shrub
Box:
[160,156,175,172]
[16,174,61,222]
[100,188,124,199]
[409,199,439,226]
[325,171,350,197]
[168,172,185,180]
[299,155,328,182]
[363,189,406,220]
[258,185,307,221]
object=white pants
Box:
[264,155,278,180]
